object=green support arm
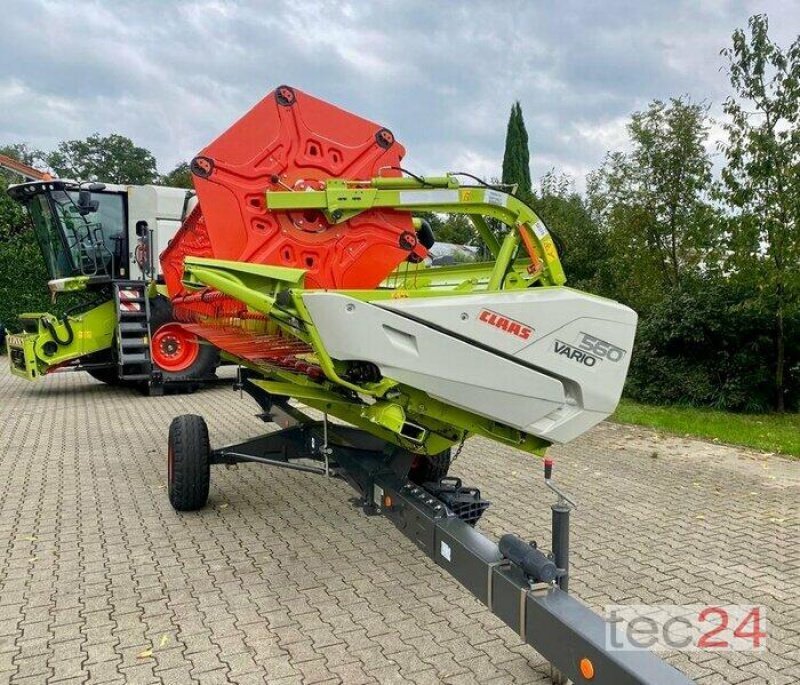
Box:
[265,176,566,288]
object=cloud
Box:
[1,0,798,191]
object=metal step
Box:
[113,281,154,382]
[120,339,149,350]
[118,322,148,333]
[120,353,149,364]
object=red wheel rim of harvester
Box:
[151,323,200,372]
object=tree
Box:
[587,97,717,309]
[625,274,786,411]
[46,133,158,184]
[416,212,475,247]
[162,161,193,189]
[719,14,800,411]
[501,102,532,202]
[0,142,43,169]
[436,215,474,245]
[0,144,52,326]
[0,143,43,239]
[535,171,611,293]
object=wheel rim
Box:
[151,323,200,372]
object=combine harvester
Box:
[161,87,691,684]
[2,157,218,389]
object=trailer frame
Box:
[167,384,694,685]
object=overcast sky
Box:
[1,0,797,190]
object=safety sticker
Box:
[440,541,452,562]
[484,189,508,207]
[532,220,549,238]
[399,190,459,205]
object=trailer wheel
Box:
[168,414,211,511]
[408,448,452,485]
[150,296,218,382]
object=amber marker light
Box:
[579,657,595,679]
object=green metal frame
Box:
[180,175,561,457]
[6,174,560,455]
[5,275,170,382]
[6,301,117,380]
[266,176,566,287]
[47,275,94,293]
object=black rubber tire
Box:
[84,348,131,387]
[408,448,452,485]
[87,366,124,386]
[149,296,219,382]
[167,414,211,511]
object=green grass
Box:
[612,398,800,457]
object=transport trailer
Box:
[166,380,694,685]
[158,86,693,683]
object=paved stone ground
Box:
[0,366,797,685]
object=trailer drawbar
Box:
[166,387,694,685]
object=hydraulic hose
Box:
[42,316,74,347]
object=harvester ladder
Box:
[113,281,153,381]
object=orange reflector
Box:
[383,495,393,508]
[579,657,595,679]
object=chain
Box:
[450,435,467,465]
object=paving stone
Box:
[0,367,797,684]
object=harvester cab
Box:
[7,180,190,289]
[10,180,127,286]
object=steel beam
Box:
[209,422,694,685]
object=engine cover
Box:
[160,86,421,298]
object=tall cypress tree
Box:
[501,102,532,201]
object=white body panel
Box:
[126,185,193,278]
[303,289,637,444]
